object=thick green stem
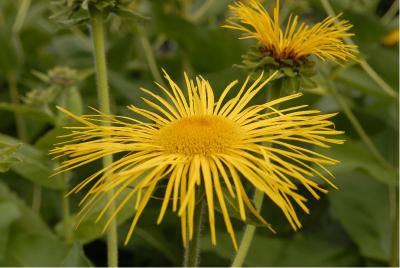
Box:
[184,198,204,267]
[231,189,263,267]
[62,172,73,243]
[231,79,282,267]
[320,0,397,98]
[90,9,118,267]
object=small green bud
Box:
[48,67,79,88]
[23,88,57,106]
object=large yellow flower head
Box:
[225,0,357,62]
[51,71,344,249]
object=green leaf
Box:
[0,103,57,125]
[60,242,93,267]
[322,140,398,186]
[0,201,21,229]
[0,182,91,266]
[0,201,21,262]
[57,189,136,244]
[202,231,360,266]
[0,134,64,190]
[135,227,180,264]
[329,172,391,262]
[0,143,21,173]
[153,6,245,73]
[34,127,67,153]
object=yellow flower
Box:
[51,71,344,249]
[225,0,357,62]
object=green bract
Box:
[236,45,318,93]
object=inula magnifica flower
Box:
[225,0,357,62]
[51,71,344,249]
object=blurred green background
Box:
[0,0,398,266]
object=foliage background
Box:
[0,0,398,266]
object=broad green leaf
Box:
[153,5,245,73]
[0,201,21,261]
[0,143,21,173]
[202,231,360,266]
[34,127,67,153]
[321,140,398,186]
[60,242,93,267]
[56,189,136,244]
[0,182,91,266]
[0,201,21,229]
[0,103,57,125]
[135,227,180,264]
[0,134,64,190]
[329,172,391,262]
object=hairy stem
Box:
[90,9,118,267]
[184,198,204,267]
[320,0,398,98]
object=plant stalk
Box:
[62,171,73,243]
[231,189,264,267]
[137,26,165,86]
[231,79,282,267]
[90,8,118,267]
[183,198,204,267]
[12,0,31,33]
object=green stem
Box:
[183,198,204,267]
[12,0,31,33]
[7,73,28,142]
[137,26,165,86]
[190,0,213,23]
[62,171,73,243]
[326,80,391,169]
[90,9,118,267]
[231,79,282,267]
[231,189,263,267]
[320,0,398,98]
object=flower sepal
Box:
[236,46,318,92]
